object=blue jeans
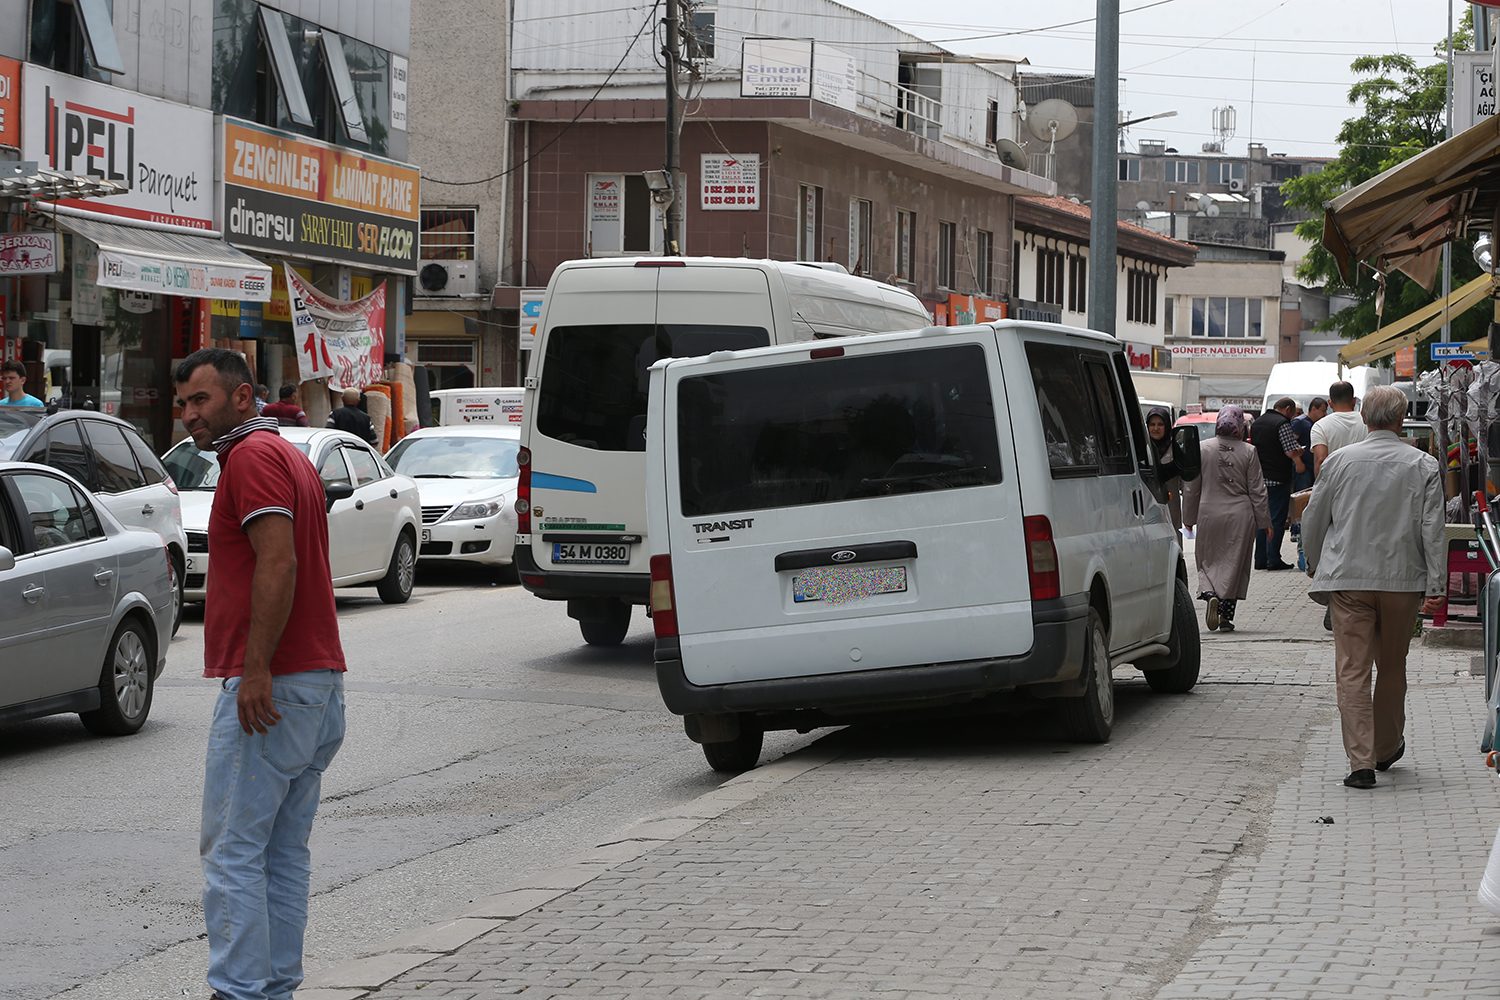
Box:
[202,670,345,1000]
[1255,482,1293,566]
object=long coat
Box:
[1183,435,1272,600]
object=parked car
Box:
[644,320,1203,772]
[384,425,520,578]
[1175,411,1220,442]
[0,461,174,734]
[0,408,189,634]
[161,428,421,604]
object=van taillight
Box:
[1023,515,1060,601]
[515,446,532,534]
[650,555,678,639]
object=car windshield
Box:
[162,438,311,489]
[0,407,47,460]
[386,435,520,479]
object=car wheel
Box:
[579,601,631,646]
[703,718,764,774]
[170,552,185,637]
[1059,608,1113,743]
[80,619,155,736]
[1143,578,1202,694]
[377,532,416,604]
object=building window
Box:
[1165,160,1199,184]
[1035,247,1064,306]
[848,198,873,275]
[1190,296,1263,338]
[937,222,957,290]
[1211,161,1247,185]
[587,174,658,255]
[1012,241,1020,298]
[1164,295,1175,335]
[798,185,822,261]
[1067,253,1087,314]
[29,0,125,80]
[686,3,715,60]
[986,99,999,146]
[1118,158,1140,181]
[976,230,994,295]
[896,210,916,281]
[1125,269,1158,325]
[419,209,477,260]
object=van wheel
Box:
[703,719,763,774]
[1143,578,1202,694]
[1059,609,1113,743]
[580,601,631,646]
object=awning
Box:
[0,162,128,201]
[55,215,271,302]
[1323,114,1500,289]
[1338,273,1497,366]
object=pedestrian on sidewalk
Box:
[1290,397,1326,492]
[1301,384,1445,790]
[1183,404,1271,633]
[1146,406,1183,530]
[1249,397,1305,570]
[174,348,348,1000]
[1310,380,1368,477]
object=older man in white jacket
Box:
[1302,384,1447,790]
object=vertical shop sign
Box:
[587,175,624,255]
[73,240,103,324]
[520,289,544,349]
[0,57,20,149]
[391,55,409,132]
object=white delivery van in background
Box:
[514,256,933,646]
[430,387,524,427]
[644,321,1204,772]
[1261,361,1386,413]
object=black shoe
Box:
[1376,739,1405,772]
[1344,769,1376,789]
[1254,562,1267,570]
[1219,621,1235,632]
[1323,606,1332,632]
[1266,561,1294,571]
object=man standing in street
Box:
[1290,396,1326,492]
[327,386,379,445]
[0,360,43,406]
[1311,381,1368,477]
[174,348,347,1000]
[262,384,310,427]
[1249,396,1305,570]
[1302,385,1445,790]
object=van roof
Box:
[552,255,926,310]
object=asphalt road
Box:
[0,565,819,1000]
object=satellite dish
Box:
[1207,203,1221,217]
[1135,200,1151,212]
[1197,194,1213,213]
[994,137,1029,170]
[1026,99,1079,144]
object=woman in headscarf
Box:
[1182,405,1271,632]
[1146,406,1182,531]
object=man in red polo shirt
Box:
[175,348,346,1000]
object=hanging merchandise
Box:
[286,264,386,389]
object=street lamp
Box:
[1119,110,1178,130]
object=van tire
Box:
[703,718,763,773]
[1059,609,1113,743]
[580,601,632,645]
[1143,578,1201,694]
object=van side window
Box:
[1081,358,1133,475]
[539,324,769,452]
[1025,343,1101,476]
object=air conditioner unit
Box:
[1227,178,1246,193]
[417,260,477,297]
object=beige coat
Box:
[1183,436,1272,600]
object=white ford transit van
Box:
[644,320,1203,772]
[514,257,932,646]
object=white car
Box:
[384,425,520,577]
[162,428,422,604]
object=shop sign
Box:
[1431,342,1475,360]
[95,249,271,301]
[286,265,386,389]
[1394,346,1416,378]
[391,55,409,132]
[520,289,544,350]
[943,294,1005,325]
[0,56,19,149]
[700,154,760,211]
[21,63,214,229]
[1170,343,1273,359]
[221,117,420,275]
[811,44,857,112]
[741,38,813,97]
[0,232,61,274]
[73,240,103,323]
[1124,342,1155,369]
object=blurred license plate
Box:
[421,529,431,543]
[793,566,907,604]
[553,542,630,565]
[185,555,201,574]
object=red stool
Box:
[1435,545,1493,626]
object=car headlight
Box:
[448,500,504,521]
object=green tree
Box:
[1282,23,1489,367]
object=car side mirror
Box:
[1173,426,1202,482]
[0,546,13,572]
[324,482,354,512]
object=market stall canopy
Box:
[1339,272,1496,366]
[1323,114,1500,290]
[54,215,271,302]
[0,162,127,201]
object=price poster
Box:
[700,154,761,211]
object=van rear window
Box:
[676,344,1003,517]
[538,324,769,451]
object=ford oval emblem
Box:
[831,549,857,563]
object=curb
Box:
[298,746,844,997]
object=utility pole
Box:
[1087,0,1119,335]
[663,0,683,255]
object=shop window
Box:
[1190,296,1262,337]
[976,230,994,296]
[586,174,660,255]
[420,209,478,260]
[1035,247,1064,306]
[937,222,956,290]
[797,185,821,261]
[848,198,873,275]
[29,0,125,80]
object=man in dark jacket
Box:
[1250,397,1305,570]
[327,387,378,445]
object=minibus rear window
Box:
[537,324,769,451]
[676,344,1003,516]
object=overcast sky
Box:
[845,0,1460,159]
